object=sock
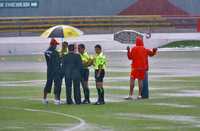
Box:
[97,88,101,102]
[100,87,104,102]
[84,86,90,100]
[83,87,87,100]
[86,87,90,100]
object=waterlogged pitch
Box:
[0,51,200,131]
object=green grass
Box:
[0,108,78,131]
[0,71,200,131]
[161,40,200,48]
[0,55,45,62]
[0,72,45,81]
[0,53,200,131]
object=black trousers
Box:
[44,71,61,99]
[65,77,81,104]
[81,69,90,100]
[56,71,65,100]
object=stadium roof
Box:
[118,0,189,16]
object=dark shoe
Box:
[94,101,101,105]
[141,96,149,99]
[75,102,81,105]
[82,99,91,104]
[82,99,88,104]
[100,101,105,105]
[94,101,105,105]
[67,101,74,105]
[42,99,48,104]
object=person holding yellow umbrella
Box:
[43,38,61,104]
[41,25,83,39]
[41,25,84,104]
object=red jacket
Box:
[127,37,156,71]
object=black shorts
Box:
[81,69,89,81]
[95,69,105,82]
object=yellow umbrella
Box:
[41,25,83,38]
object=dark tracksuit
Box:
[62,52,83,104]
[57,52,67,99]
[44,46,61,100]
[81,68,90,101]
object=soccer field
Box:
[0,51,200,131]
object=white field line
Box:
[152,103,196,108]
[0,76,129,85]
[0,80,45,84]
[0,106,86,131]
[0,126,25,130]
[161,90,200,97]
[0,81,181,91]
[0,83,181,92]
[0,80,45,87]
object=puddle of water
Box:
[116,113,200,125]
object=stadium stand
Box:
[0,16,171,36]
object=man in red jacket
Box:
[126,36,157,99]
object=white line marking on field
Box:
[0,80,45,84]
[0,106,86,131]
[152,103,196,108]
[162,90,200,97]
[0,126,25,130]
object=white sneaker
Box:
[54,99,61,105]
[137,96,142,100]
[42,99,48,104]
[124,96,134,100]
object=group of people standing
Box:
[43,38,106,105]
[42,36,157,105]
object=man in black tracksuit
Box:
[43,38,61,104]
[57,41,68,102]
[62,44,83,104]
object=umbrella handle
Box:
[145,32,151,39]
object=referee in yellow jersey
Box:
[93,44,106,105]
[78,44,92,104]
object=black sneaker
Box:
[75,102,81,105]
[82,99,88,104]
[100,101,105,105]
[94,101,105,105]
[94,101,101,105]
[66,101,74,105]
[82,99,91,104]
